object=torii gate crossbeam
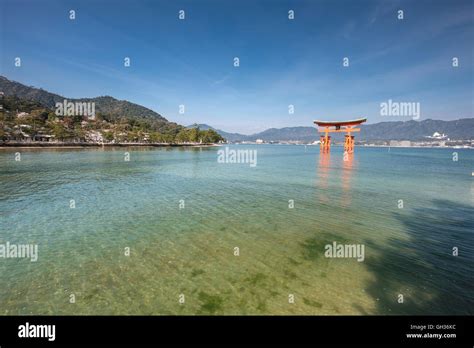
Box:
[314,118,367,153]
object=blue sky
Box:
[1,0,473,134]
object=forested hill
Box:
[0,76,167,123]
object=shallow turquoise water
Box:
[0,145,473,314]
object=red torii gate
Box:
[314,118,367,153]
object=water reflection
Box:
[317,151,331,203]
[316,150,356,206]
[341,151,355,207]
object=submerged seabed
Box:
[0,145,473,315]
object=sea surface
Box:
[0,145,473,315]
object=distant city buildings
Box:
[230,138,473,149]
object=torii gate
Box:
[314,118,367,153]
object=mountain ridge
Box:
[2,76,472,142]
[0,76,168,123]
[192,120,474,142]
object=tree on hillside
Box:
[176,129,191,143]
[189,127,199,142]
[200,129,224,143]
[51,122,69,140]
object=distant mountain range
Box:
[189,119,474,142]
[1,76,472,143]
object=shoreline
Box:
[0,142,472,150]
[0,142,221,149]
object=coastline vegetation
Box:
[0,95,225,145]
